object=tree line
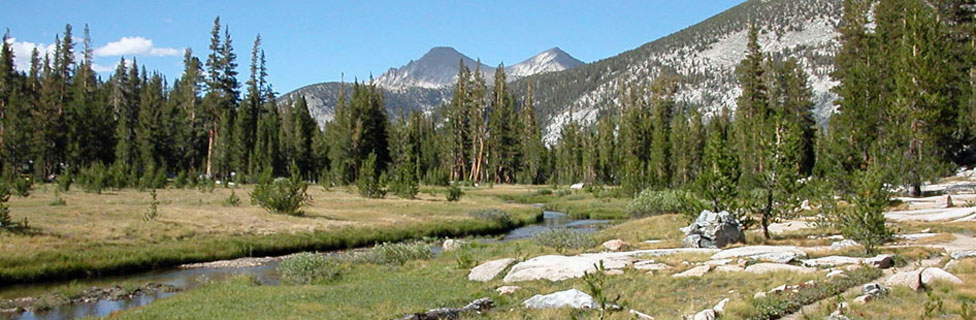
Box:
[2,0,975,215]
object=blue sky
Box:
[1,0,744,94]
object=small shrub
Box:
[454,244,477,269]
[174,171,189,189]
[57,172,73,192]
[627,189,708,220]
[7,175,32,197]
[49,189,67,206]
[822,167,892,254]
[197,177,216,193]
[277,252,341,285]
[446,184,464,202]
[468,209,514,228]
[357,153,386,199]
[144,189,160,221]
[533,228,597,253]
[555,189,572,197]
[583,261,622,319]
[79,163,110,194]
[535,189,554,196]
[223,190,241,207]
[389,159,419,199]
[345,241,433,266]
[0,183,12,228]
[251,176,310,216]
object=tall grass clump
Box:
[627,189,708,220]
[277,252,342,285]
[468,209,514,228]
[344,241,433,266]
[533,228,597,253]
[250,166,310,216]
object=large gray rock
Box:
[468,258,515,282]
[885,269,923,291]
[921,268,963,286]
[523,289,595,309]
[682,210,746,249]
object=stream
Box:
[4,211,608,320]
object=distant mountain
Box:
[506,47,584,80]
[373,47,493,90]
[281,46,585,125]
[510,0,843,142]
[285,0,844,139]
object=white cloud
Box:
[94,36,180,57]
[91,63,116,73]
[5,37,56,72]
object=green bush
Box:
[250,173,310,216]
[6,175,32,197]
[357,153,386,199]
[277,252,341,285]
[223,190,241,207]
[446,185,464,202]
[533,228,596,253]
[198,177,215,193]
[344,241,433,266]
[144,189,160,221]
[535,189,554,196]
[57,172,73,192]
[627,189,708,220]
[468,209,514,228]
[78,163,110,194]
[174,171,189,189]
[0,183,12,228]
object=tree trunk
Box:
[205,128,214,178]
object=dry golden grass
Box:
[0,184,542,283]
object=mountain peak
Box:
[505,47,584,80]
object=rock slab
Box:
[523,289,595,309]
[711,246,807,263]
[468,258,516,282]
[743,263,816,275]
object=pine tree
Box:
[291,96,317,179]
[619,83,651,196]
[696,108,739,212]
[517,81,545,184]
[734,22,771,189]
[648,75,676,188]
[487,64,519,183]
[446,62,472,182]
[595,111,617,185]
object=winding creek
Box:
[4,211,609,320]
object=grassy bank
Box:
[0,184,542,284]
[499,187,631,220]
